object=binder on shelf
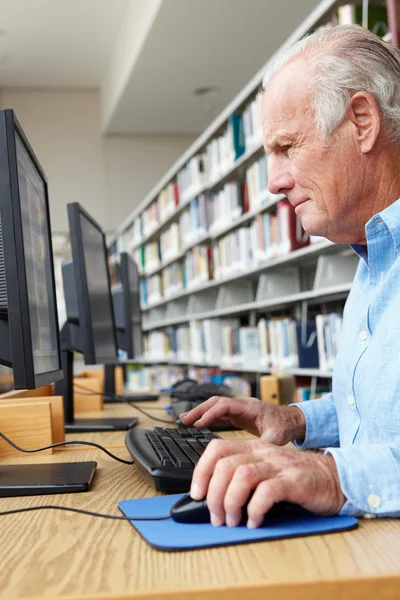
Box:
[295,321,319,369]
[228,112,245,161]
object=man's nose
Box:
[267,156,294,195]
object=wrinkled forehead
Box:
[261,60,315,149]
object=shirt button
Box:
[359,330,368,341]
[367,494,381,509]
[347,395,355,406]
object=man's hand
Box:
[190,438,346,528]
[180,396,306,445]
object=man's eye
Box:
[281,145,292,154]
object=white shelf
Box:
[141,239,342,312]
[142,281,351,331]
[128,356,334,378]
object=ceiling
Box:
[104,0,322,135]
[0,0,130,87]
[0,0,322,134]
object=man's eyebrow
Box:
[263,132,294,153]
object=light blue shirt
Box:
[293,199,400,517]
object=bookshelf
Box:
[109,0,392,391]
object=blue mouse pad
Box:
[119,494,358,552]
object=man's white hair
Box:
[262,25,400,143]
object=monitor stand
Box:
[103,363,159,403]
[54,346,138,433]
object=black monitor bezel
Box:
[67,202,118,365]
[119,252,143,359]
[0,109,63,388]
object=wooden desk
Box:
[1,402,400,600]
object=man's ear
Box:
[348,91,381,153]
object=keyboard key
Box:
[177,428,191,438]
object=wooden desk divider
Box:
[73,373,104,412]
[0,387,60,457]
[79,364,124,395]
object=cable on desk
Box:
[0,433,134,465]
[0,505,170,521]
[73,387,176,425]
[126,402,176,424]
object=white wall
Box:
[103,135,195,229]
[0,89,194,232]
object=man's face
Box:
[262,60,366,244]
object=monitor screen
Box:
[79,211,117,363]
[16,133,60,377]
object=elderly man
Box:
[181,24,400,528]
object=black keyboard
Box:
[125,427,220,492]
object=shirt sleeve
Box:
[326,444,400,517]
[289,392,340,450]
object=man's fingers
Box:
[223,461,278,527]
[246,478,290,528]
[187,397,245,428]
[206,454,264,527]
[180,396,225,425]
[190,439,255,500]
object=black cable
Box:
[126,402,175,425]
[0,433,134,465]
[74,389,167,411]
[73,387,175,424]
[0,505,170,521]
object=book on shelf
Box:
[245,154,269,212]
[142,311,343,375]
[131,216,143,248]
[185,246,213,289]
[179,194,208,248]
[294,386,331,403]
[140,274,163,308]
[162,262,185,299]
[337,4,388,37]
[277,199,309,254]
[177,153,207,202]
[212,201,308,280]
[208,182,243,234]
[206,113,245,185]
[243,91,263,151]
[143,240,161,274]
[316,313,343,372]
[160,222,181,263]
[158,181,180,223]
[142,200,159,238]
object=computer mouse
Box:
[170,493,301,525]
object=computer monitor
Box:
[104,253,144,397]
[54,203,137,432]
[0,109,96,496]
[113,252,143,359]
[0,111,62,388]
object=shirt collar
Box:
[351,198,400,262]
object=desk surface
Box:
[1,400,400,600]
